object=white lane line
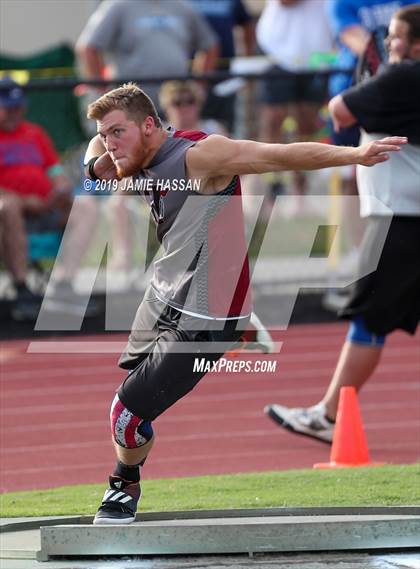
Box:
[2,441,419,481]
[1,378,419,416]
[1,357,418,397]
[2,400,419,434]
[2,421,419,455]
[2,346,418,381]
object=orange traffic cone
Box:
[314,386,383,469]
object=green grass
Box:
[1,465,419,518]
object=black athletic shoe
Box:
[11,288,42,321]
[93,476,141,525]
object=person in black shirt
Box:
[265,4,420,445]
[333,61,420,145]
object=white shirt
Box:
[256,0,333,71]
[357,131,420,217]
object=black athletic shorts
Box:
[260,65,328,105]
[117,286,249,420]
[340,216,420,336]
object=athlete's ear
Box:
[143,116,155,136]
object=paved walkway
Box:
[1,511,419,569]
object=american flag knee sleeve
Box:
[110,394,153,449]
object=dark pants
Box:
[118,287,248,420]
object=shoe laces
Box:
[299,404,330,430]
[99,501,134,515]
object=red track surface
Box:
[1,322,419,493]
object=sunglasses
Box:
[170,96,197,107]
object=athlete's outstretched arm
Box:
[187,135,407,178]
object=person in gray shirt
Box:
[76,0,219,107]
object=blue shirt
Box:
[190,0,251,62]
[327,0,415,95]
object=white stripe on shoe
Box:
[120,495,133,504]
[109,491,125,501]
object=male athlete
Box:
[84,83,406,524]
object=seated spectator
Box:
[0,78,96,320]
[159,80,227,135]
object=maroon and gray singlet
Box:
[137,127,251,320]
[116,128,252,420]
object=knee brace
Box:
[110,394,154,449]
[346,316,386,347]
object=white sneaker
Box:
[228,313,276,354]
[264,402,334,443]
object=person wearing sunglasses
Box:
[159,80,228,136]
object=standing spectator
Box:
[256,0,333,210]
[328,0,415,100]
[325,0,415,276]
[76,0,219,109]
[190,0,256,132]
[265,4,420,443]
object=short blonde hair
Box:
[87,82,161,126]
[158,80,204,111]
